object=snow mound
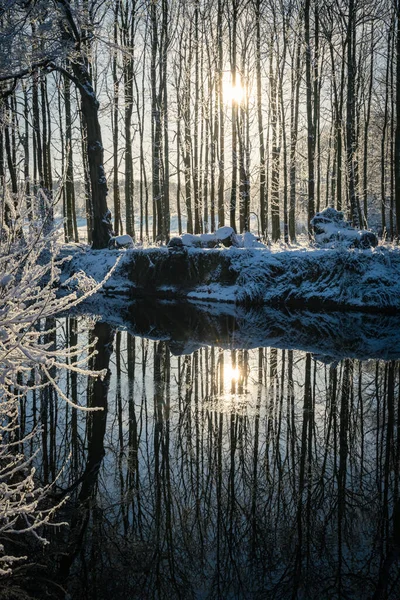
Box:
[108,234,134,249]
[311,207,378,249]
[168,227,266,250]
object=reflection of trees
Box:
[25,322,400,598]
[58,321,115,590]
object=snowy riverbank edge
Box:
[60,243,400,312]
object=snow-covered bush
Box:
[311,207,378,249]
[0,189,118,575]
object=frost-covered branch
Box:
[0,188,116,575]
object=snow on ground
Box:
[59,245,134,295]
[59,240,400,312]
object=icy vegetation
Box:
[62,237,400,312]
[0,194,115,574]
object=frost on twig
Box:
[0,189,113,575]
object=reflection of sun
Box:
[224,364,240,387]
[223,72,244,104]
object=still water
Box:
[20,302,400,599]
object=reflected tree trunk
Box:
[58,322,115,581]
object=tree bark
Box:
[56,0,112,249]
[305,0,315,235]
[395,0,400,239]
[255,0,267,237]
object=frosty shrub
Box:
[0,189,118,575]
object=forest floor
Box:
[59,240,400,313]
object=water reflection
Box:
[22,311,400,598]
[85,298,400,361]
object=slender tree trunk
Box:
[203,45,210,233]
[23,85,31,218]
[255,0,267,237]
[313,4,320,214]
[211,52,218,232]
[41,77,52,191]
[57,76,68,240]
[363,25,374,227]
[289,26,302,242]
[64,70,78,241]
[73,68,112,248]
[194,0,201,234]
[217,0,225,227]
[151,1,162,240]
[162,0,170,240]
[346,0,359,226]
[395,0,400,239]
[175,56,183,235]
[4,97,17,196]
[79,105,93,244]
[270,35,280,242]
[305,0,315,235]
[239,48,250,233]
[184,26,194,234]
[279,15,288,243]
[390,24,395,239]
[381,25,392,236]
[120,1,136,240]
[133,37,149,241]
[32,68,43,192]
[230,1,238,232]
[113,1,121,236]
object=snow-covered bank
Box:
[60,243,400,312]
[72,296,400,361]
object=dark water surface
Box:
[16,303,400,599]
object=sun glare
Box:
[224,364,240,386]
[223,72,245,105]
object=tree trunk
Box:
[362,24,374,227]
[230,1,238,232]
[217,0,225,227]
[121,1,135,240]
[239,51,250,233]
[112,1,121,236]
[395,0,400,239]
[270,36,280,242]
[194,0,201,234]
[289,26,302,242]
[255,0,267,237]
[346,0,359,226]
[305,0,315,235]
[64,70,78,242]
[73,68,112,248]
[56,0,112,248]
[162,0,170,240]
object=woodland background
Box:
[0,0,399,247]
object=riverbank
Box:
[60,242,400,312]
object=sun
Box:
[223,72,245,105]
[224,364,240,387]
